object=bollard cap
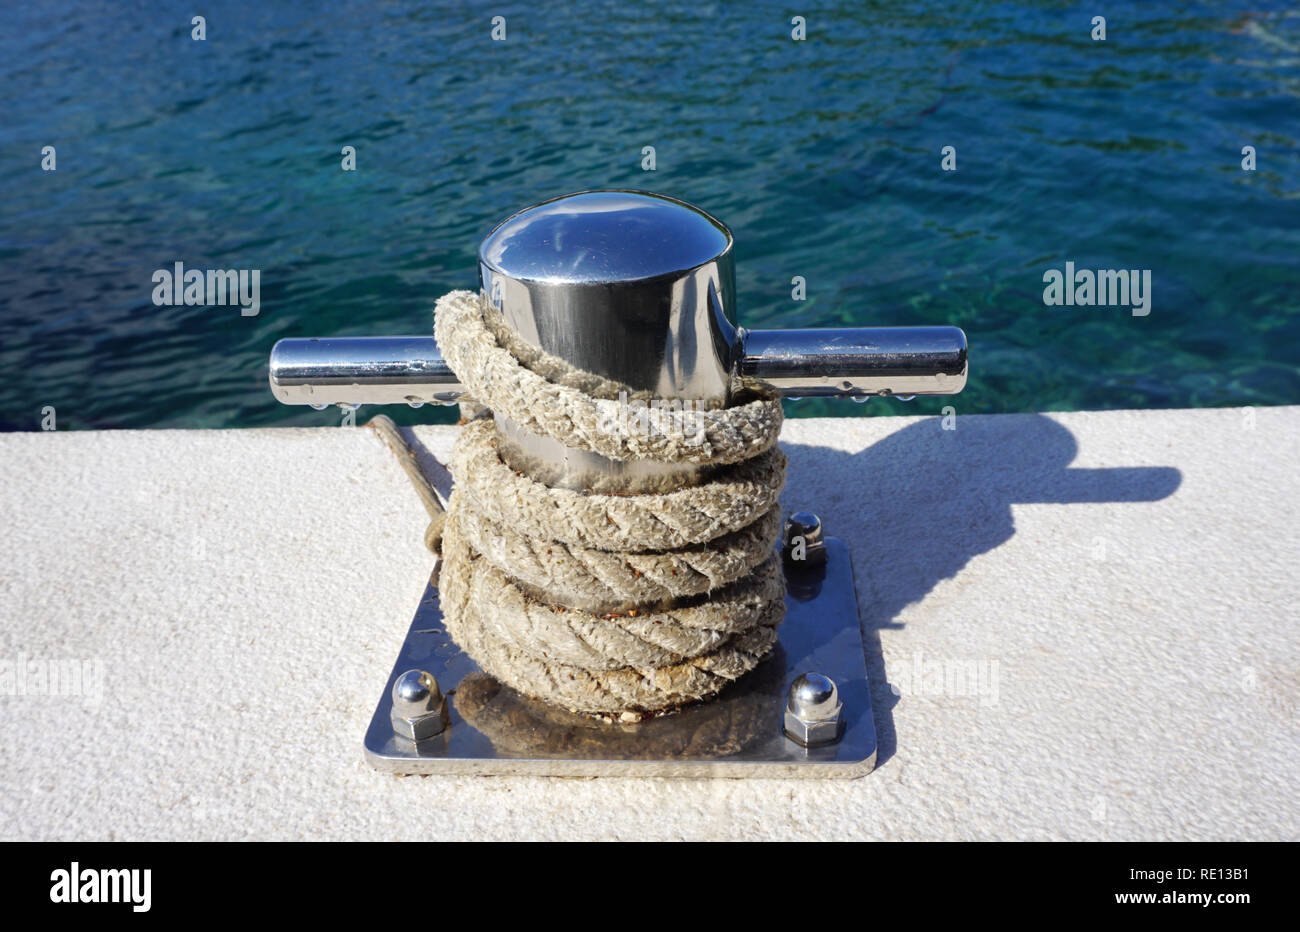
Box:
[480,189,732,287]
[477,190,739,401]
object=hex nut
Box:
[782,672,844,747]
[783,709,844,747]
[783,511,827,569]
[390,669,448,741]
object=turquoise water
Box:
[2,1,1297,430]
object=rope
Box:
[453,500,783,614]
[450,419,785,552]
[367,414,446,553]
[432,290,787,716]
[435,290,783,464]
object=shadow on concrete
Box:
[782,413,1183,767]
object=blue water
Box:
[2,1,1297,430]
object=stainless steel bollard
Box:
[269,190,967,489]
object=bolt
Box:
[390,669,448,741]
[783,672,843,747]
[782,511,827,568]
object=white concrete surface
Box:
[0,408,1296,840]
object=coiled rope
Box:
[428,290,787,716]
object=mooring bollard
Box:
[268,190,967,777]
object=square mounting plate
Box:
[364,537,876,778]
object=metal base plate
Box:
[364,537,876,777]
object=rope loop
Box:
[434,290,784,464]
[434,291,787,715]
